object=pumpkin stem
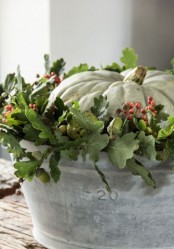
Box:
[123,66,146,85]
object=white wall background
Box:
[0,0,50,82]
[50,0,174,71]
[0,0,174,80]
[50,0,133,70]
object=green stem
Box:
[123,66,146,85]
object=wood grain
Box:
[0,159,46,249]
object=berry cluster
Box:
[29,103,38,111]
[116,96,157,124]
[2,104,14,123]
[44,72,62,85]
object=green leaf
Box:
[0,123,17,133]
[103,62,121,73]
[158,124,174,139]
[163,139,174,160]
[90,95,109,119]
[108,133,139,168]
[50,58,65,75]
[0,131,25,159]
[171,58,174,71]
[168,116,174,125]
[61,148,79,161]
[3,73,16,93]
[25,108,56,145]
[64,64,89,78]
[44,54,50,74]
[95,164,111,192]
[137,131,156,160]
[155,104,164,113]
[6,108,27,127]
[70,108,104,133]
[16,65,23,91]
[43,97,67,124]
[71,100,80,110]
[59,137,86,150]
[120,48,138,69]
[49,152,61,182]
[17,92,28,108]
[87,133,109,162]
[23,124,44,144]
[54,97,68,117]
[127,158,156,188]
[14,160,41,181]
[107,117,123,136]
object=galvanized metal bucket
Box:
[22,146,174,249]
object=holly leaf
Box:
[95,164,111,192]
[87,133,109,162]
[127,158,156,188]
[0,131,25,159]
[90,95,109,119]
[25,108,56,145]
[120,48,138,69]
[49,152,61,182]
[14,160,41,181]
[137,131,156,160]
[108,133,139,168]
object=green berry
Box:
[36,168,50,183]
[59,125,67,135]
[138,119,147,131]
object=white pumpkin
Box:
[47,67,174,117]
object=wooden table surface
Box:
[0,159,46,249]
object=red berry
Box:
[54,76,61,84]
[44,74,50,79]
[5,104,13,111]
[127,115,133,120]
[148,96,153,101]
[135,102,141,109]
[129,108,134,114]
[141,108,146,114]
[148,99,152,105]
[142,115,148,121]
[29,103,33,108]
[128,102,134,108]
[122,103,129,110]
[116,109,122,115]
[150,100,156,107]
[33,104,37,109]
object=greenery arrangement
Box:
[0,48,174,192]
